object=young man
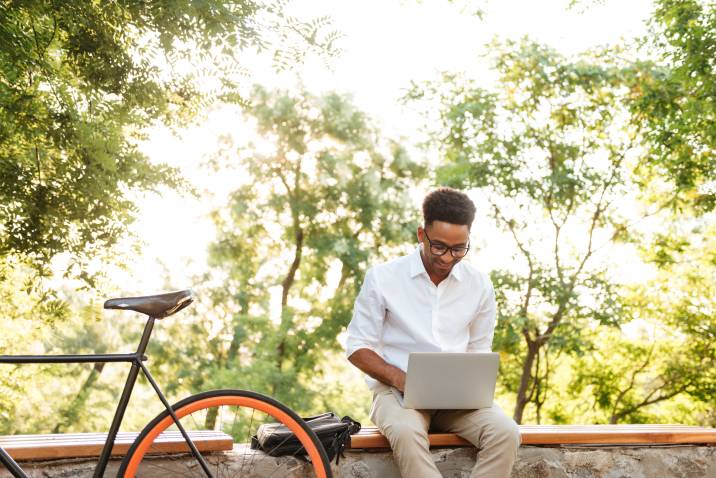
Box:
[345,187,520,478]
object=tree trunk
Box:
[205,407,219,429]
[281,228,304,308]
[227,293,250,363]
[513,341,539,424]
[272,226,303,396]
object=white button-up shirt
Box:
[345,247,496,390]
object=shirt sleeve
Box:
[467,275,496,353]
[345,267,386,358]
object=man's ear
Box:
[416,226,424,243]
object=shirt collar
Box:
[409,247,425,279]
[450,261,465,282]
[409,246,465,282]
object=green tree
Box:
[0,258,68,432]
[408,39,652,423]
[0,300,125,435]
[0,0,340,433]
[560,0,716,423]
[573,220,716,424]
[0,0,339,272]
[147,85,427,415]
[409,32,716,424]
[633,0,716,212]
[572,0,716,211]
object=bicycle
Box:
[0,290,333,478]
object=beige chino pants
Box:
[370,384,521,478]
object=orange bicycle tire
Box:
[118,389,332,478]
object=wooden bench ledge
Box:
[350,425,716,449]
[4,425,714,461]
[0,430,233,461]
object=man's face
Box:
[417,220,470,278]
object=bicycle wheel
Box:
[118,389,332,478]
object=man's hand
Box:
[348,348,406,391]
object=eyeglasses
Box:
[423,229,470,258]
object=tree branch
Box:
[490,198,533,267]
[490,198,536,343]
[613,383,690,423]
[609,343,654,423]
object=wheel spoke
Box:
[135,455,198,478]
[239,407,257,477]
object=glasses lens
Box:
[452,248,469,258]
[430,245,448,256]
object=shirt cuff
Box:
[345,340,379,359]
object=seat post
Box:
[136,316,156,356]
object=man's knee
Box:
[485,415,521,450]
[383,419,430,448]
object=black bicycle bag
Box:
[250,412,361,464]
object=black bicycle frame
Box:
[0,316,214,478]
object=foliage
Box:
[543,0,716,423]
[145,86,427,415]
[407,32,716,424]
[629,0,716,212]
[0,280,122,434]
[571,230,716,426]
[570,325,713,425]
[0,0,340,272]
[0,0,342,433]
[0,258,66,432]
[407,38,646,423]
[4,0,716,435]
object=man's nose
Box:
[439,255,453,265]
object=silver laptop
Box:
[392,352,499,409]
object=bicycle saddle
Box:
[104,290,194,318]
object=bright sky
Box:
[115,0,654,295]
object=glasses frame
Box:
[422,228,470,258]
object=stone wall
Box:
[2,444,715,477]
[342,445,716,478]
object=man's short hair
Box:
[422,187,476,228]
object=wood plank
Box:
[349,425,716,449]
[0,431,234,461]
[4,424,715,461]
